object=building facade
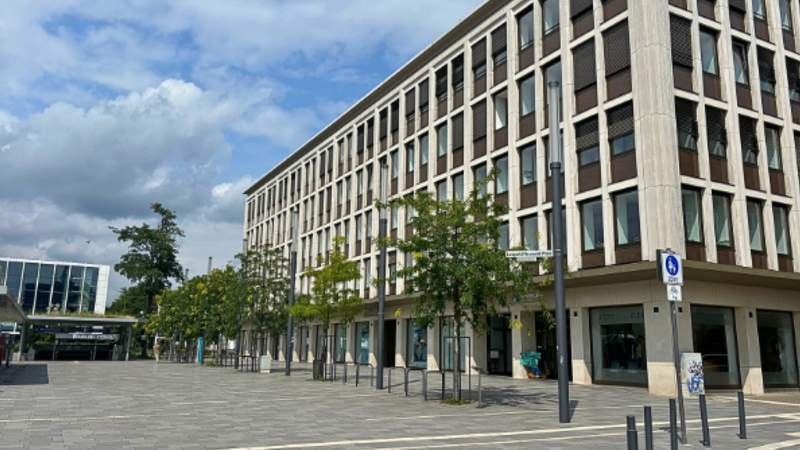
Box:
[0,257,110,316]
[244,0,800,396]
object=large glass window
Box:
[21,263,39,313]
[615,191,640,246]
[334,323,347,363]
[474,164,488,197]
[299,327,309,362]
[774,205,791,256]
[752,0,766,19]
[406,143,415,174]
[779,0,794,30]
[437,124,448,157]
[498,222,510,250]
[591,306,647,385]
[519,7,534,50]
[582,199,604,251]
[407,319,428,369]
[495,156,509,194]
[699,29,719,75]
[522,215,539,250]
[494,91,508,130]
[732,41,749,85]
[420,134,429,166]
[691,305,740,388]
[543,0,559,34]
[521,144,536,186]
[520,75,535,116]
[757,310,799,387]
[82,267,98,313]
[747,200,765,252]
[355,322,370,365]
[765,126,782,171]
[440,317,467,371]
[713,194,733,247]
[453,173,464,201]
[35,264,54,313]
[682,188,704,243]
[391,150,399,179]
[51,265,69,312]
[436,181,447,201]
[6,261,23,300]
[0,261,5,286]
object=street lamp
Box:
[376,161,388,390]
[548,80,570,424]
[285,208,299,375]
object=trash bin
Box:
[520,351,542,379]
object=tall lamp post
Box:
[376,162,389,390]
[548,80,570,424]
[235,237,246,370]
[285,208,300,375]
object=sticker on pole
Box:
[681,352,705,396]
[667,285,682,302]
[505,250,553,262]
[661,252,683,286]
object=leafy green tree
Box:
[387,179,534,399]
[238,244,289,355]
[289,237,362,377]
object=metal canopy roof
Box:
[26,315,138,326]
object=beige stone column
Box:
[571,307,592,385]
[735,307,765,395]
[369,320,378,367]
[427,320,440,372]
[511,309,535,379]
[345,323,355,363]
[466,320,485,375]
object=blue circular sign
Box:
[665,255,680,276]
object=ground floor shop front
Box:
[252,269,800,397]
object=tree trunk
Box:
[453,304,463,401]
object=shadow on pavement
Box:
[0,364,50,385]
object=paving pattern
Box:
[1,361,799,449]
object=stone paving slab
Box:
[0,361,799,449]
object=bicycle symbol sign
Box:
[666,255,679,276]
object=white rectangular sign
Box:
[681,352,705,396]
[660,252,684,286]
[667,285,682,302]
[505,250,553,262]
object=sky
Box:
[0,0,485,305]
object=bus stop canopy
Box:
[0,286,26,323]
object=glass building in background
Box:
[0,257,109,315]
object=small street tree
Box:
[387,178,535,400]
[289,237,362,379]
[238,244,290,356]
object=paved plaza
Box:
[1,361,799,449]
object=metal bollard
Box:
[388,368,392,393]
[669,399,678,450]
[626,415,638,450]
[404,368,409,397]
[370,366,374,387]
[422,370,428,401]
[699,394,711,447]
[477,370,482,407]
[643,406,653,450]
[441,371,445,400]
[737,390,747,439]
[355,364,360,387]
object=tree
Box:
[238,244,290,356]
[289,237,362,379]
[387,178,535,400]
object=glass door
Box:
[758,310,799,388]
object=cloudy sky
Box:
[0,0,484,304]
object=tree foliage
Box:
[237,244,290,341]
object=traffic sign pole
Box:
[659,249,687,443]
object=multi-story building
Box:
[0,257,110,316]
[244,0,800,396]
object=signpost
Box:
[505,250,554,262]
[658,249,687,443]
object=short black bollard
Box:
[422,370,428,401]
[699,394,711,447]
[388,368,392,393]
[370,366,374,387]
[643,406,653,450]
[669,398,678,450]
[404,368,409,397]
[477,370,482,407]
[441,371,445,400]
[343,364,348,384]
[355,364,360,387]
[737,390,747,439]
[626,415,638,450]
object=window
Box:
[391,206,398,230]
[712,193,733,247]
[437,124,448,157]
[420,134,429,166]
[765,126,782,171]
[774,205,791,255]
[576,117,600,166]
[363,259,371,292]
[391,151,399,179]
[706,107,728,158]
[747,200,764,252]
[406,320,428,369]
[675,98,698,151]
[740,117,759,165]
[732,41,749,85]
[453,173,464,201]
[474,164,488,197]
[472,39,487,81]
[582,199,604,251]
[498,222,510,250]
[573,39,597,92]
[604,22,631,76]
[494,91,508,130]
[436,181,447,201]
[543,0,559,34]
[691,305,741,388]
[495,156,509,194]
[355,322,369,365]
[452,114,464,151]
[758,48,776,94]
[405,89,416,118]
[492,25,507,66]
[406,142,415,174]
[520,75,535,116]
[355,215,362,241]
[615,190,640,246]
[452,55,464,91]
[699,29,719,75]
[518,7,534,50]
[608,102,635,156]
[752,0,766,20]
[779,0,793,31]
[788,59,800,102]
[682,188,703,243]
[671,16,693,68]
[522,215,539,250]
[590,306,648,385]
[520,144,536,186]
[357,170,364,195]
[436,66,448,100]
[419,79,429,113]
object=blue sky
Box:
[0,0,484,302]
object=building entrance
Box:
[757,310,799,388]
[383,320,396,367]
[487,315,512,376]
[535,310,572,380]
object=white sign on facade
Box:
[667,285,682,302]
[681,352,705,396]
[660,252,684,285]
[505,250,554,262]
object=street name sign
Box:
[505,250,554,262]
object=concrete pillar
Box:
[735,307,765,395]
[427,319,440,372]
[511,309,535,379]
[278,334,286,361]
[345,323,356,363]
[467,320,485,375]
[645,300,680,397]
[571,308,592,385]
[369,320,378,367]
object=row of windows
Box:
[0,260,100,314]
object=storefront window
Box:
[757,310,799,387]
[334,323,347,363]
[440,317,466,371]
[691,305,740,388]
[299,327,309,362]
[591,305,647,385]
[355,322,370,365]
[406,319,428,369]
